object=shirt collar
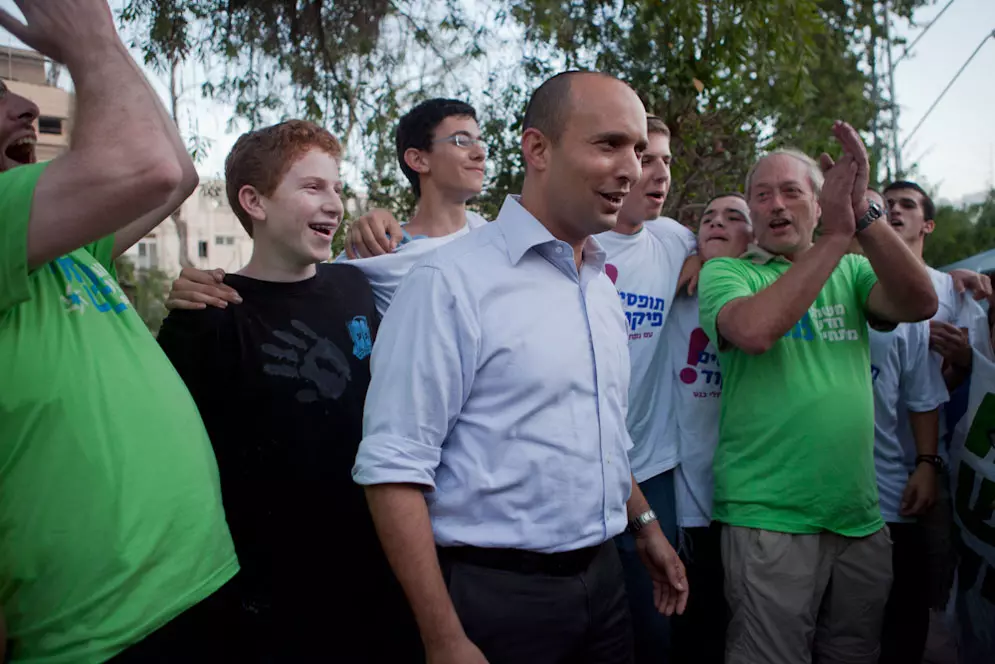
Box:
[496,195,607,271]
[741,242,792,265]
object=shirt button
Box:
[555,246,564,254]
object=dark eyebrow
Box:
[446,130,482,140]
[591,131,635,145]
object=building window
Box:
[38,116,62,135]
[198,241,208,258]
[215,235,236,246]
[138,242,147,258]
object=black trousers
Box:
[438,541,634,664]
[879,522,931,664]
[671,523,727,664]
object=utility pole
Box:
[868,14,881,184]
[883,0,903,178]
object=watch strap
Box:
[628,509,658,534]
[856,200,883,233]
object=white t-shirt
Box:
[869,322,949,523]
[668,294,722,528]
[596,217,696,482]
[926,266,994,461]
[928,266,992,356]
[337,211,488,315]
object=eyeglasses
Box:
[433,133,488,155]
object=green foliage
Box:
[118,0,488,222]
[114,257,172,335]
[119,0,931,227]
[924,190,995,269]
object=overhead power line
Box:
[895,0,957,66]
[901,29,995,151]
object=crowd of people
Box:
[2,1,994,663]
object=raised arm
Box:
[823,121,936,323]
[0,1,195,270]
[707,156,857,355]
[860,220,937,323]
[110,55,199,258]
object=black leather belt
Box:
[438,543,603,577]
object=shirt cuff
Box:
[352,433,443,488]
[906,397,949,413]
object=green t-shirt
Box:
[0,163,238,663]
[698,248,884,537]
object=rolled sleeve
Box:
[902,320,949,412]
[0,163,48,313]
[697,257,754,346]
[352,263,479,488]
[849,254,880,309]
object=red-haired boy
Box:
[157,120,418,660]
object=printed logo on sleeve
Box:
[52,256,129,315]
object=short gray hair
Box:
[745,148,824,199]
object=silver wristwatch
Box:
[856,200,883,233]
[627,509,658,534]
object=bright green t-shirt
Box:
[0,163,238,663]
[698,247,884,537]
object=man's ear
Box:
[238,184,267,223]
[521,128,552,173]
[404,148,431,176]
[924,218,936,236]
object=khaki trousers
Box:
[722,525,893,664]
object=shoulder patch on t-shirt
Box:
[348,315,373,360]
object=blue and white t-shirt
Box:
[596,217,696,482]
[869,321,949,523]
[669,294,722,528]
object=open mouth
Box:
[889,220,904,228]
[646,192,665,204]
[308,223,336,238]
[769,219,791,231]
[4,136,36,166]
[599,192,624,207]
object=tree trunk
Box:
[170,57,194,268]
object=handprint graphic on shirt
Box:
[261,320,352,403]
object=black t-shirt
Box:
[158,263,418,659]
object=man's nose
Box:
[620,150,642,187]
[8,93,39,123]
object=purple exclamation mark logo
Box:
[605,263,618,285]
[679,328,710,384]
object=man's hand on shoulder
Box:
[949,269,993,301]
[345,208,404,258]
[678,254,703,296]
[165,267,242,311]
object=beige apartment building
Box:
[122,181,254,277]
[1,46,253,277]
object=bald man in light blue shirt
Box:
[353,71,687,664]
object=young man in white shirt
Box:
[163,98,488,315]
[852,190,950,664]
[595,115,697,662]
[882,179,993,609]
[669,193,753,664]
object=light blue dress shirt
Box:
[353,196,634,553]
